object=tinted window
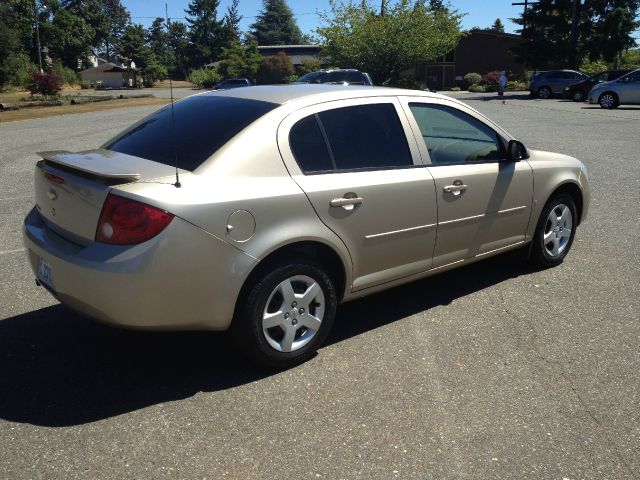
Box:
[104,96,277,171]
[318,104,412,171]
[409,103,502,164]
[298,72,323,83]
[345,71,365,83]
[545,72,562,79]
[289,115,333,173]
[627,71,640,82]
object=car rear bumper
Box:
[23,207,257,331]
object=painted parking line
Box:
[0,248,26,256]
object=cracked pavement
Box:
[0,92,638,479]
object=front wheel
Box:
[232,261,338,369]
[529,193,578,268]
[599,92,619,109]
[571,90,584,102]
[538,86,552,99]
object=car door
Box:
[277,97,438,291]
[616,70,640,103]
[399,97,534,268]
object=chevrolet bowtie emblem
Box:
[47,189,58,201]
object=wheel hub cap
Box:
[543,203,573,257]
[262,275,325,353]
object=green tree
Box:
[583,0,639,66]
[62,0,130,61]
[250,0,304,45]
[513,0,639,69]
[256,51,295,83]
[168,21,190,79]
[0,0,34,88]
[620,48,640,67]
[217,40,262,80]
[185,0,225,67]
[43,4,95,69]
[491,18,505,32]
[120,24,167,86]
[222,0,243,45]
[317,0,464,85]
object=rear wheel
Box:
[529,193,577,268]
[571,90,584,102]
[599,92,619,109]
[538,86,552,99]
[232,261,337,369]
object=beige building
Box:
[79,61,138,88]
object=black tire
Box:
[599,92,619,109]
[529,193,578,268]
[231,261,337,369]
[571,90,584,102]
[538,86,552,99]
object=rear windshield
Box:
[104,95,278,171]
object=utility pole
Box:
[512,1,538,70]
[34,0,43,73]
[571,0,580,68]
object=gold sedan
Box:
[23,85,590,368]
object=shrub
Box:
[26,72,62,97]
[52,62,79,86]
[463,72,482,85]
[0,53,37,88]
[95,80,106,90]
[296,59,322,76]
[579,58,609,76]
[484,70,501,85]
[468,83,486,92]
[256,52,294,84]
[188,68,222,88]
[79,80,91,89]
[450,86,461,91]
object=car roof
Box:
[196,84,443,106]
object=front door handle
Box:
[330,196,364,209]
[443,184,468,196]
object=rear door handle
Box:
[443,184,468,195]
[330,196,364,208]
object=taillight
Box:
[96,193,174,245]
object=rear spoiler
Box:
[37,150,141,181]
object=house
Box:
[79,57,139,88]
[414,30,525,90]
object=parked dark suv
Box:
[295,69,373,86]
[529,70,588,99]
[213,78,251,90]
[563,69,633,101]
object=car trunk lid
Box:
[34,149,178,245]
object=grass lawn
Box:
[0,87,170,123]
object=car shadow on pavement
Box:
[0,253,535,427]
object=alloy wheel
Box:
[600,94,616,109]
[538,87,551,99]
[572,91,583,102]
[261,275,325,353]
[543,204,572,257]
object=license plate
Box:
[38,258,54,289]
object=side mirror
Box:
[506,140,529,162]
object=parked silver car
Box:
[530,70,588,99]
[589,68,640,109]
[23,85,590,368]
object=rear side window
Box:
[104,95,278,171]
[289,115,333,173]
[289,103,413,173]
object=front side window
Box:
[289,103,413,173]
[409,103,502,164]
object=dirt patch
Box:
[0,97,169,123]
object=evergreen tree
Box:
[583,0,639,66]
[168,21,190,79]
[185,0,225,67]
[491,18,505,32]
[223,0,243,44]
[119,24,167,86]
[250,0,304,45]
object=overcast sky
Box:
[123,0,528,35]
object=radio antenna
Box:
[166,3,181,188]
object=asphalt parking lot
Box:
[1,91,638,479]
